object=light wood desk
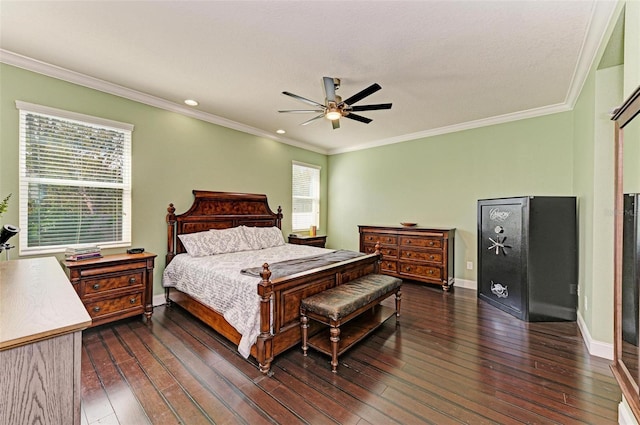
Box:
[0,257,92,425]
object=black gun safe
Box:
[477,196,577,321]
[623,194,640,346]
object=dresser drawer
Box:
[400,236,442,249]
[399,262,442,281]
[362,233,397,245]
[363,243,398,258]
[400,249,442,263]
[380,260,397,273]
[82,271,143,296]
[85,292,143,319]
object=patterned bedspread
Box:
[162,244,333,358]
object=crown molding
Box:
[0,49,328,155]
[328,102,571,155]
[564,0,620,109]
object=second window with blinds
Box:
[292,161,320,232]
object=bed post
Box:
[374,241,381,273]
[166,203,176,265]
[257,263,274,375]
[276,206,283,229]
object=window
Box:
[17,101,132,255]
[292,161,320,232]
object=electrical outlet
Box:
[466,261,473,270]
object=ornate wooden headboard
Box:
[166,190,283,265]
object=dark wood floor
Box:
[80,283,621,425]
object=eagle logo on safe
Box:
[490,280,509,298]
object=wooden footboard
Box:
[165,190,380,374]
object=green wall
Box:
[327,112,574,284]
[0,64,328,294]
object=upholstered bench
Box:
[300,273,402,372]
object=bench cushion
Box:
[301,274,402,321]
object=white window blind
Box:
[17,101,132,255]
[292,161,320,231]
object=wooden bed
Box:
[165,190,380,374]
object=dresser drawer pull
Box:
[129,277,137,284]
[429,241,434,246]
[429,255,435,260]
[93,306,101,313]
[387,237,392,242]
[407,240,412,244]
[130,297,137,304]
[92,283,101,290]
[406,267,411,271]
[407,252,411,257]
[428,270,434,274]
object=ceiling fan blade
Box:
[282,91,325,108]
[323,77,336,103]
[350,103,393,112]
[344,113,373,124]
[332,119,340,130]
[278,109,325,113]
[300,114,325,126]
[342,83,381,106]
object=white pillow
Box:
[208,227,253,253]
[241,226,262,250]
[178,231,217,257]
[178,227,252,256]
[242,226,285,249]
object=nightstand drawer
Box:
[82,272,143,296]
[85,292,143,318]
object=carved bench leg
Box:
[330,326,340,373]
[300,313,309,357]
[396,288,402,317]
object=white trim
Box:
[577,310,614,360]
[619,396,639,425]
[454,278,477,290]
[15,100,134,132]
[292,160,321,170]
[1,49,326,155]
[564,0,620,109]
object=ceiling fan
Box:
[278,77,392,129]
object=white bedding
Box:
[162,243,333,357]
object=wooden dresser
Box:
[64,252,156,327]
[1,257,92,425]
[359,225,455,291]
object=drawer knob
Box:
[406,267,411,271]
[407,240,412,244]
[429,241,434,246]
[129,277,137,284]
[407,252,411,257]
[428,270,433,274]
[130,297,137,304]
[92,283,100,290]
[93,306,101,313]
[429,255,434,260]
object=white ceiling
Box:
[0,1,618,155]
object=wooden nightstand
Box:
[63,252,156,327]
[288,234,327,248]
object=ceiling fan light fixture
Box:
[325,108,342,121]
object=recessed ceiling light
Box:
[184,99,199,106]
[276,129,286,134]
